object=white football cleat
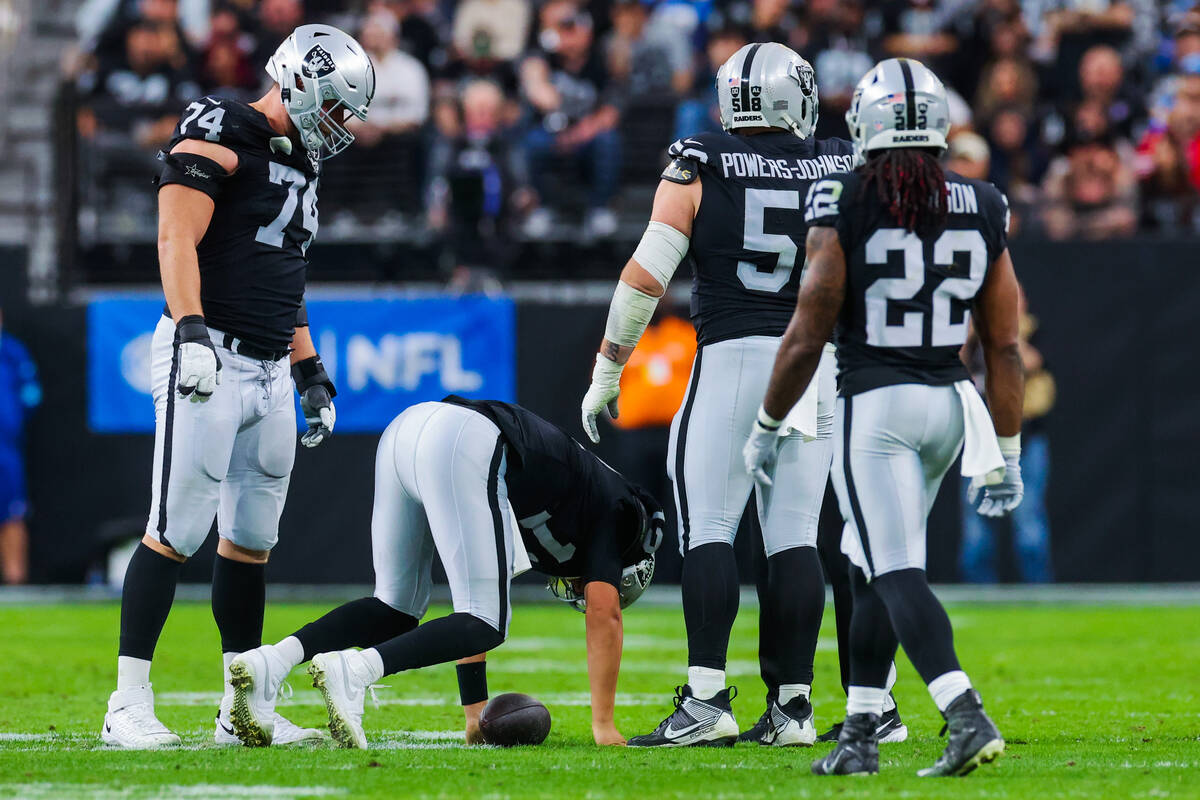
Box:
[628,686,740,747]
[101,686,181,749]
[228,645,289,747]
[270,713,326,746]
[216,703,325,747]
[765,696,817,747]
[309,650,371,749]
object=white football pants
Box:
[145,315,295,557]
[667,336,837,556]
[371,402,517,635]
[833,384,965,580]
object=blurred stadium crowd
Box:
[65,0,1200,257]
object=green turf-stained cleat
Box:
[309,650,371,749]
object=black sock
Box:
[374,612,504,675]
[118,543,184,660]
[682,542,739,670]
[751,521,778,696]
[762,545,824,687]
[293,597,419,662]
[818,515,854,695]
[211,555,265,654]
[871,568,961,684]
[847,567,899,688]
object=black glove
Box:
[292,356,337,448]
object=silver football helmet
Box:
[266,24,375,159]
[547,557,656,613]
[716,42,818,139]
[845,57,950,163]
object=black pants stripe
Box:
[156,340,180,546]
[485,439,508,633]
[842,396,876,576]
[672,347,704,552]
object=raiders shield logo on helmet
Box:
[302,44,337,78]
[792,62,815,96]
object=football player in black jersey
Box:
[102,25,375,748]
[746,58,1022,777]
[581,42,879,748]
[227,397,664,749]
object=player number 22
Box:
[255,162,319,253]
[864,228,987,348]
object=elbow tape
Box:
[631,221,689,290]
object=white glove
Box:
[174,316,220,402]
[968,450,1023,518]
[581,353,623,444]
[299,385,336,448]
[743,408,783,489]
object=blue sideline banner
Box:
[88,295,516,433]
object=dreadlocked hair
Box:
[858,149,948,238]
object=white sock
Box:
[882,692,897,713]
[846,685,887,717]
[777,684,811,704]
[276,636,305,670]
[928,670,972,712]
[117,656,152,691]
[360,648,385,684]
[885,662,898,692]
[687,666,725,700]
[222,652,237,695]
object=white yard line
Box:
[158,691,671,708]
[0,784,345,800]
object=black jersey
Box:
[159,96,320,352]
[804,169,1010,396]
[441,396,660,588]
[664,130,855,346]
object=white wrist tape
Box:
[591,352,624,388]
[756,406,782,430]
[631,221,689,289]
[604,280,660,347]
[997,434,1021,457]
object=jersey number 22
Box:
[864,228,986,348]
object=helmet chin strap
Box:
[781,113,803,138]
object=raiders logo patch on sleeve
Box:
[661,157,698,185]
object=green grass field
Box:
[1,597,1197,799]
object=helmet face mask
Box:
[546,490,663,613]
[267,25,375,159]
[547,556,656,613]
[846,57,950,164]
[716,42,819,139]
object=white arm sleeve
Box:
[604,281,660,348]
[631,221,690,289]
[601,221,690,348]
